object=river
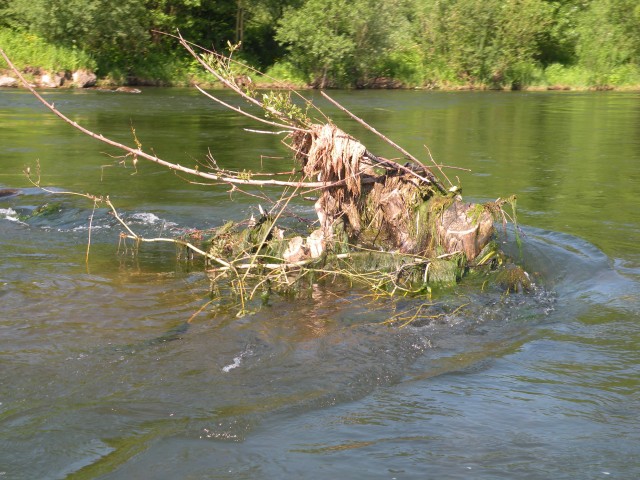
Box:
[1,88,639,479]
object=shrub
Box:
[0,28,96,72]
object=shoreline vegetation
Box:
[1,0,640,92]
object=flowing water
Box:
[1,88,639,479]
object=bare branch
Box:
[0,48,361,191]
[195,85,309,133]
[177,34,264,110]
[159,30,330,124]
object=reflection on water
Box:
[1,89,640,479]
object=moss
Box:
[467,203,486,225]
[329,219,351,255]
[411,199,434,254]
[336,251,417,274]
[472,240,505,267]
[264,238,289,262]
[495,263,531,293]
[29,202,63,218]
[202,221,240,259]
[426,255,465,286]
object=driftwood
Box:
[0,36,524,316]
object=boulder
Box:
[0,76,17,87]
[72,70,97,88]
[115,86,142,94]
[40,73,64,88]
[0,188,20,198]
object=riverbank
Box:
[3,65,640,93]
[2,29,639,93]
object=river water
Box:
[1,88,639,479]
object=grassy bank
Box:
[0,29,96,73]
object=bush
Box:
[574,0,639,87]
[376,47,426,87]
[607,63,640,87]
[543,63,590,88]
[0,28,96,72]
[263,61,309,86]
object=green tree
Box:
[1,0,252,78]
[276,0,414,87]
[237,0,302,69]
[0,0,13,26]
[3,0,147,74]
[417,0,553,88]
[144,0,296,71]
[536,0,589,66]
[145,0,237,52]
[574,0,640,85]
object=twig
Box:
[187,299,215,324]
[424,144,453,188]
[169,30,329,122]
[244,129,293,135]
[161,30,330,124]
[118,233,231,268]
[178,35,264,111]
[0,48,364,191]
[22,165,235,270]
[195,85,309,133]
[239,183,302,287]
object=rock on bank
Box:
[0,67,96,88]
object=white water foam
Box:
[130,212,162,224]
[222,347,253,373]
[0,208,22,223]
[129,212,177,228]
[222,356,243,373]
[71,224,112,232]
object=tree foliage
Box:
[574,0,640,85]
[1,0,639,88]
[416,0,553,88]
[276,0,414,87]
[3,0,147,73]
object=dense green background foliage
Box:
[1,0,639,88]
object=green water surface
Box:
[1,88,639,479]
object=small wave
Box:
[222,356,243,373]
[71,224,112,232]
[0,208,23,223]
[130,212,162,224]
[129,212,177,228]
[222,346,254,373]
